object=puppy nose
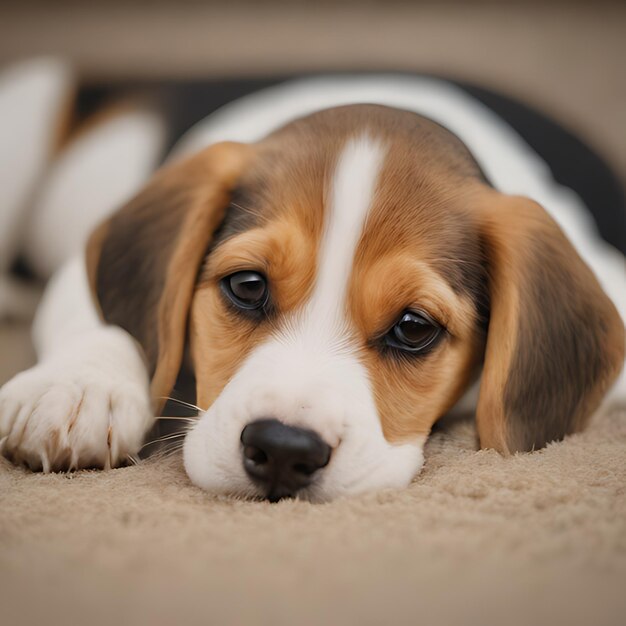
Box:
[240,418,331,502]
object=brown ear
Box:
[475,189,624,454]
[86,141,253,407]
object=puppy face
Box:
[184,108,489,500]
[88,105,624,502]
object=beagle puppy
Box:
[0,63,624,502]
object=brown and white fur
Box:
[0,61,624,501]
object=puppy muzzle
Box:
[240,418,332,502]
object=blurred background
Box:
[2,0,626,183]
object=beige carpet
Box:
[1,383,625,625]
[2,3,626,625]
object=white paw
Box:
[0,329,153,471]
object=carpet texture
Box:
[1,368,625,625]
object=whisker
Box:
[158,396,205,413]
[141,431,188,449]
[155,415,197,422]
[150,443,186,460]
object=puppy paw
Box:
[0,337,153,471]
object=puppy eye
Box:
[221,271,269,310]
[385,311,443,354]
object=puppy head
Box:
[87,105,624,501]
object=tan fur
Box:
[344,129,488,441]
[188,128,339,408]
[199,220,318,314]
[192,219,318,409]
[188,109,489,442]
[350,253,481,441]
[150,143,254,404]
[473,188,625,453]
[88,104,624,456]
[86,141,255,412]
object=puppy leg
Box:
[0,58,74,324]
[0,257,154,471]
[23,105,166,278]
[0,57,74,274]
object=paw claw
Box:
[0,361,152,472]
[41,450,51,474]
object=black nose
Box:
[240,419,331,502]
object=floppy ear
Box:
[475,189,624,454]
[86,141,253,408]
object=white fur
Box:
[0,58,73,319]
[0,59,164,469]
[24,109,166,277]
[0,59,165,469]
[0,57,73,273]
[184,136,425,500]
[0,258,154,470]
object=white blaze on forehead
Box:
[307,135,386,324]
[184,133,425,500]
[261,134,387,444]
